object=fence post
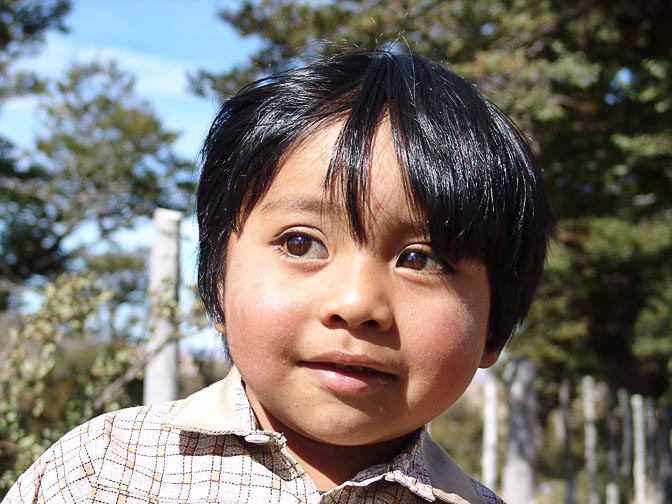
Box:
[582,376,599,504]
[645,398,660,503]
[559,374,574,504]
[606,386,620,504]
[143,208,182,405]
[502,358,536,503]
[632,394,646,504]
[481,371,498,490]
[619,388,633,490]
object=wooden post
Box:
[582,376,599,504]
[559,374,575,504]
[502,358,536,503]
[619,388,633,490]
[143,208,182,405]
[481,371,498,490]
[645,398,660,504]
[606,386,620,504]
[632,394,646,504]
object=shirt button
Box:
[244,433,271,444]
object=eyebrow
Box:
[258,195,430,238]
[258,196,338,215]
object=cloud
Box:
[77,46,193,98]
[13,35,197,99]
[2,35,219,155]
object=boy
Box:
[4,51,553,503]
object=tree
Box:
[0,0,71,308]
[194,0,672,402]
[0,0,70,101]
[0,273,113,490]
[0,61,194,306]
[0,270,153,493]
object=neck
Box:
[283,428,414,491]
[248,395,413,491]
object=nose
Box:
[318,255,394,332]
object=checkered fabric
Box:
[3,369,505,504]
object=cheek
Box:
[223,265,304,357]
[409,296,488,354]
[404,298,490,402]
[428,281,491,369]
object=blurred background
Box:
[0,1,670,502]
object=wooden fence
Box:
[481,359,672,503]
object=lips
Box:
[306,361,394,376]
[327,363,382,374]
[302,351,395,374]
[300,353,397,393]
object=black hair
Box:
[197,50,554,353]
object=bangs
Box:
[323,52,537,266]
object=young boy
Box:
[4,51,553,503]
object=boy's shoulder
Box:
[2,372,258,504]
[50,398,181,464]
[469,479,507,504]
[2,400,182,504]
[421,434,506,504]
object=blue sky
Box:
[1,0,259,157]
[1,0,261,353]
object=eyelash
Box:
[276,231,452,275]
[275,231,328,260]
[396,247,454,274]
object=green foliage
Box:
[0,262,192,494]
[0,0,70,100]
[633,280,672,360]
[0,0,72,308]
[35,62,193,226]
[82,250,149,341]
[0,273,114,491]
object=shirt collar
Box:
[162,367,479,503]
[162,366,286,445]
[346,428,436,501]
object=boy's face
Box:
[221,120,498,451]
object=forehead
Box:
[254,119,427,235]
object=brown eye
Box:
[397,250,427,270]
[396,249,447,272]
[281,233,328,259]
[285,234,312,256]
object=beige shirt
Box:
[3,368,504,504]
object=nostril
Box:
[326,315,379,329]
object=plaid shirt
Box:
[3,368,505,504]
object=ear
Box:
[214,322,226,334]
[479,350,501,369]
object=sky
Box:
[1,0,259,156]
[0,0,261,353]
